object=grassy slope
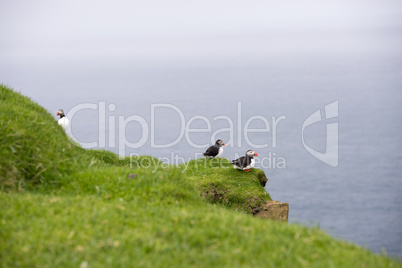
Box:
[182,158,271,214]
[0,84,400,267]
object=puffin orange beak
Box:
[254,152,258,156]
[56,112,59,116]
[223,142,226,146]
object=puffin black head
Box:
[246,150,258,157]
[215,139,225,147]
[56,109,65,118]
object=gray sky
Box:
[1,0,401,61]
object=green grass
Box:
[0,84,401,267]
[181,158,270,214]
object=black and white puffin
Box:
[203,139,225,158]
[56,109,69,129]
[231,150,258,172]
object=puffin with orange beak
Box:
[56,109,69,130]
[232,150,258,172]
[203,139,225,158]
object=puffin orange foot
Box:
[244,169,251,172]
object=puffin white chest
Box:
[247,159,255,169]
[216,147,223,158]
[240,158,255,170]
[58,117,69,129]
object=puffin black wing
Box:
[204,145,220,157]
[231,156,246,166]
[232,156,254,170]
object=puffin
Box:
[231,150,258,172]
[56,109,69,129]
[203,139,225,158]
